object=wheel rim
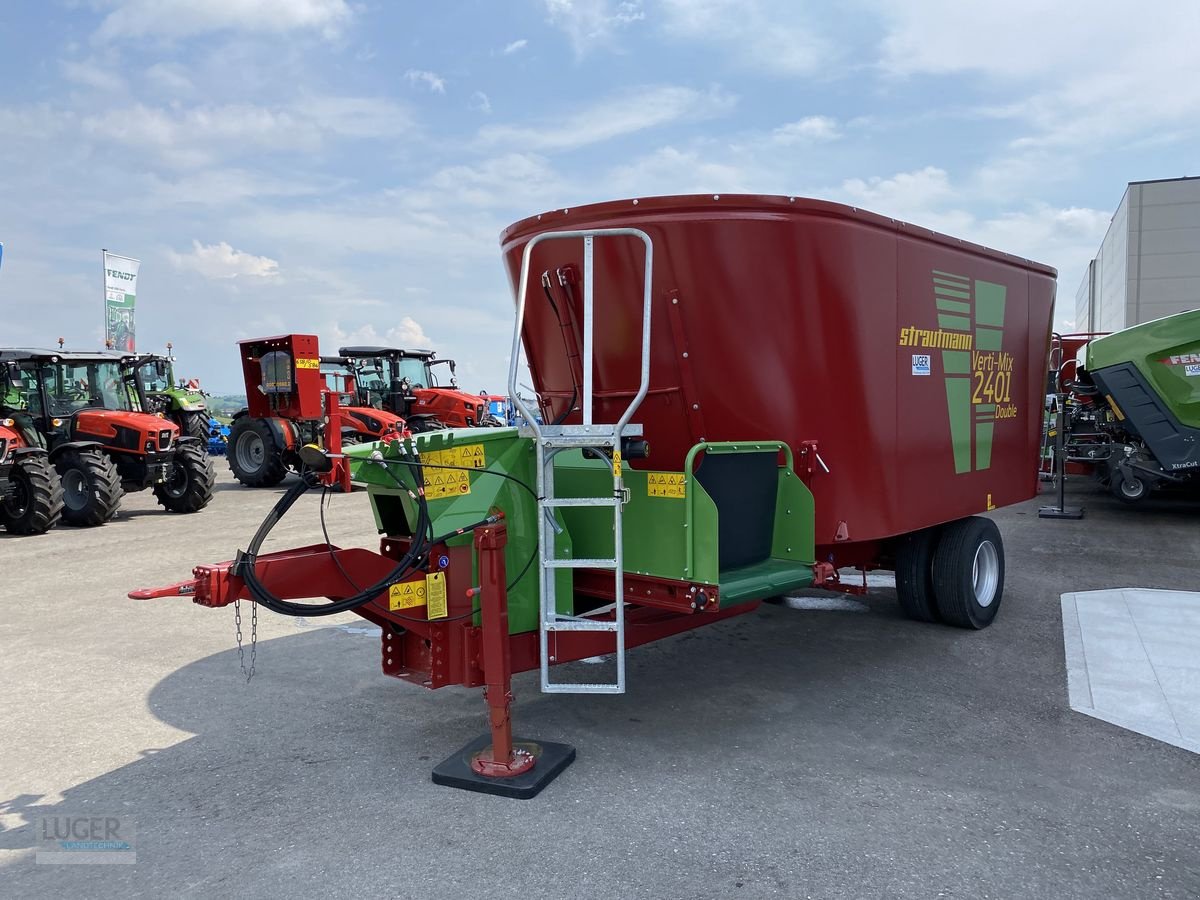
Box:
[165,460,189,498]
[236,431,265,473]
[972,540,1000,608]
[7,476,30,517]
[62,469,89,512]
[1121,477,1144,499]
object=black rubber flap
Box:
[693,451,778,570]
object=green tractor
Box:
[125,343,213,442]
[1070,308,1200,502]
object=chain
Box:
[235,598,258,683]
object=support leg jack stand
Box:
[1039,395,1084,520]
[432,519,575,798]
[432,736,576,799]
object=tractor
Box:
[0,348,215,525]
[336,346,501,431]
[124,343,213,441]
[0,418,63,535]
[227,335,409,488]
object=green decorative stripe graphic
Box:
[934,273,1007,475]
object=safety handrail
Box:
[507,228,654,439]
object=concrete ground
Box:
[1,468,1198,898]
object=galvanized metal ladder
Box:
[508,228,654,694]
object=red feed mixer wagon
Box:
[133,195,1056,798]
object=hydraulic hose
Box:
[234,464,433,617]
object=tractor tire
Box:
[181,412,212,443]
[931,516,1005,630]
[1110,470,1150,504]
[229,417,288,487]
[407,416,446,434]
[0,454,64,535]
[56,448,123,527]
[894,527,941,623]
[154,443,216,513]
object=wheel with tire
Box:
[55,447,123,527]
[154,442,216,513]
[0,454,64,534]
[1110,470,1149,503]
[931,516,1005,629]
[181,411,212,443]
[228,417,288,487]
[407,416,445,433]
[894,527,941,622]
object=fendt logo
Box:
[105,269,135,281]
[1159,353,1200,365]
[898,270,1019,475]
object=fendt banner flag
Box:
[103,250,140,352]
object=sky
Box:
[0,0,1197,393]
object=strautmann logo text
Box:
[899,270,1018,474]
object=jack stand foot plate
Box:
[432,735,576,799]
[1038,506,1085,520]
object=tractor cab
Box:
[337,345,494,431]
[122,345,211,440]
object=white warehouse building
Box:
[1075,176,1200,334]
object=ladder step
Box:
[544,618,620,632]
[541,497,621,507]
[540,438,618,449]
[542,683,624,695]
[542,558,618,569]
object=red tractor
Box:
[337,346,501,431]
[227,335,409,489]
[0,419,63,534]
[0,349,214,526]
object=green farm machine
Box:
[133,196,1058,797]
[126,343,213,442]
[1049,308,1200,502]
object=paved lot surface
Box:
[1,469,1198,898]
[1063,589,1200,754]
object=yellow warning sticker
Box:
[422,443,485,500]
[612,449,622,478]
[425,572,447,619]
[388,579,428,610]
[647,472,686,499]
[295,357,320,369]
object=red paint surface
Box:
[501,195,1057,551]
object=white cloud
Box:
[657,0,831,75]
[543,0,644,56]
[502,38,528,54]
[79,97,410,167]
[427,153,566,208]
[169,240,280,279]
[478,84,736,152]
[772,116,840,145]
[94,0,353,42]
[470,91,492,114]
[144,62,194,95]
[331,317,432,351]
[405,69,447,94]
[605,145,756,195]
[837,166,959,222]
[874,1,1200,153]
[61,60,126,92]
